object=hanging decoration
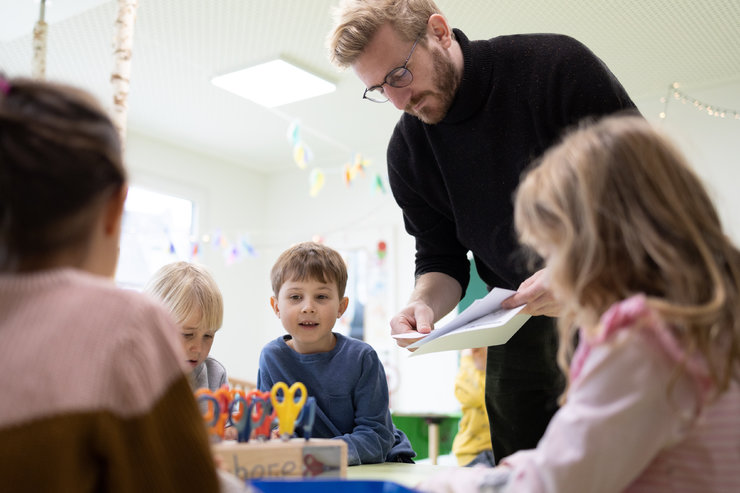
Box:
[31,0,48,79]
[111,0,139,146]
[659,82,740,122]
[343,153,370,187]
[293,143,313,169]
[372,173,386,194]
[309,168,325,197]
[376,240,387,261]
[287,120,314,169]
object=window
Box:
[116,186,196,290]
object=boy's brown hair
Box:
[270,242,348,297]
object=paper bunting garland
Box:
[180,230,259,265]
[285,122,387,196]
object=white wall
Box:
[119,78,740,416]
[637,81,740,243]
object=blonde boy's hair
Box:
[145,261,224,331]
[271,242,348,298]
[514,115,740,394]
[327,0,443,68]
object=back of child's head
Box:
[270,241,348,297]
[0,75,126,272]
[515,115,740,389]
[145,261,224,332]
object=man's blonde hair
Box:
[327,0,442,68]
[271,242,348,298]
[145,261,224,332]
[515,115,740,395]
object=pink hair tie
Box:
[0,76,11,95]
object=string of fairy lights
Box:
[659,82,740,122]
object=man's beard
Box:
[405,45,459,124]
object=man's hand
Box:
[500,268,561,317]
[390,301,435,349]
[390,272,462,350]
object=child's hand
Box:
[223,426,238,441]
[471,347,487,371]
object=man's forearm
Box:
[410,272,463,323]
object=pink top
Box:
[502,295,740,493]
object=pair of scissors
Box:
[195,385,231,440]
[270,381,307,440]
[246,389,274,441]
[228,389,274,442]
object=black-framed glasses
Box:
[362,35,421,103]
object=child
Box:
[0,76,243,492]
[257,241,415,465]
[451,347,494,467]
[420,115,740,492]
[145,261,229,392]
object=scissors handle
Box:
[228,392,251,442]
[196,392,220,427]
[270,381,307,439]
[296,396,317,441]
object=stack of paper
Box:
[392,288,530,356]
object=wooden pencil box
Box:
[213,438,348,482]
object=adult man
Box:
[328,0,637,462]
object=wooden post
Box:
[31,0,47,80]
[111,0,139,147]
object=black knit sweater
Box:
[388,29,637,295]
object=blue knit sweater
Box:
[257,333,415,465]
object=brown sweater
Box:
[0,268,220,492]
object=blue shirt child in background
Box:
[257,241,415,465]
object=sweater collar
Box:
[440,28,494,125]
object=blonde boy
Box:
[146,261,228,392]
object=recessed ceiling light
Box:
[211,59,336,108]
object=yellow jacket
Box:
[451,353,493,466]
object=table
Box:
[392,413,460,465]
[347,462,463,488]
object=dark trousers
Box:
[485,315,564,463]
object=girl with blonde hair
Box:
[420,115,740,492]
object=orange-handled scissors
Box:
[195,387,230,440]
[270,381,307,440]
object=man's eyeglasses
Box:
[363,36,421,103]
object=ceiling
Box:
[2,0,739,174]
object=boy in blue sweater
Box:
[257,241,415,465]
